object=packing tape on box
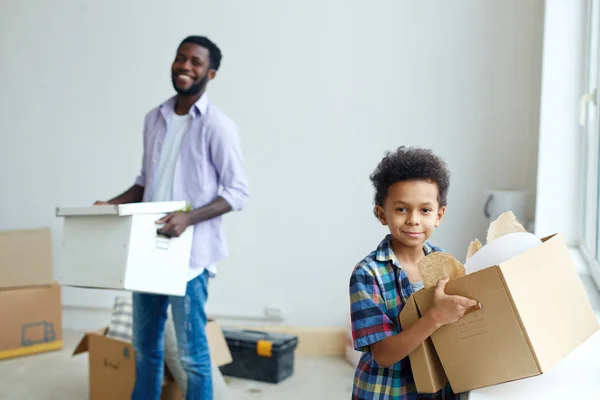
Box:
[256,339,273,357]
[0,340,63,360]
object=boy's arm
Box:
[352,272,477,368]
[370,311,441,367]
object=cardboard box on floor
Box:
[73,320,232,400]
[0,283,63,360]
[0,228,63,360]
[0,227,54,289]
[401,213,600,394]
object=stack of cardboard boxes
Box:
[0,228,63,360]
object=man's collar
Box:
[160,92,209,118]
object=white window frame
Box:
[581,0,600,288]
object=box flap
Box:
[0,228,53,289]
[499,233,600,372]
[400,295,448,393]
[413,267,540,393]
[207,320,233,366]
[73,328,107,356]
[56,201,187,217]
[75,323,231,366]
[73,334,90,356]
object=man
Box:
[95,36,249,400]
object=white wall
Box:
[535,0,586,246]
[0,0,545,329]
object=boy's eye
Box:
[395,207,407,212]
[422,208,432,213]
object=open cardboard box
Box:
[73,320,232,399]
[401,215,600,394]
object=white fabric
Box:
[106,297,133,342]
[151,113,191,203]
[164,306,231,399]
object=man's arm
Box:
[156,121,249,238]
[95,185,144,205]
[186,196,232,225]
[155,196,232,238]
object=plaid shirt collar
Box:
[374,234,435,266]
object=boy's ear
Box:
[435,206,446,227]
[376,205,387,226]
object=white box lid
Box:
[56,201,188,217]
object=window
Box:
[582,0,600,281]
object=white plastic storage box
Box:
[56,201,193,296]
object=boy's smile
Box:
[376,179,446,250]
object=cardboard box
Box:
[56,202,193,296]
[0,283,63,360]
[0,228,53,289]
[404,233,600,394]
[400,296,448,393]
[73,320,232,399]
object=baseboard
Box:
[63,306,348,357]
[62,306,112,332]
[227,324,347,357]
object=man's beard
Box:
[172,73,208,96]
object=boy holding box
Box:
[349,146,477,399]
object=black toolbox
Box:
[219,328,299,383]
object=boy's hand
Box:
[428,277,479,327]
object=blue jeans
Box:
[131,270,212,400]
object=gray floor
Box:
[0,329,355,400]
[3,275,598,400]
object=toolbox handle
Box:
[240,329,270,336]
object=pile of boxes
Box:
[0,228,63,360]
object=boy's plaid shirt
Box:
[349,234,458,399]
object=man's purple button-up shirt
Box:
[135,94,249,268]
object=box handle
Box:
[155,230,171,250]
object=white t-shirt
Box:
[151,113,190,203]
[151,113,214,281]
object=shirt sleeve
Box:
[208,121,249,211]
[134,114,150,188]
[350,266,397,352]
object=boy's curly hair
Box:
[370,146,450,217]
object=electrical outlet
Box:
[264,306,283,320]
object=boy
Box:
[349,146,477,399]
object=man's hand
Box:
[156,212,191,238]
[427,277,479,327]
